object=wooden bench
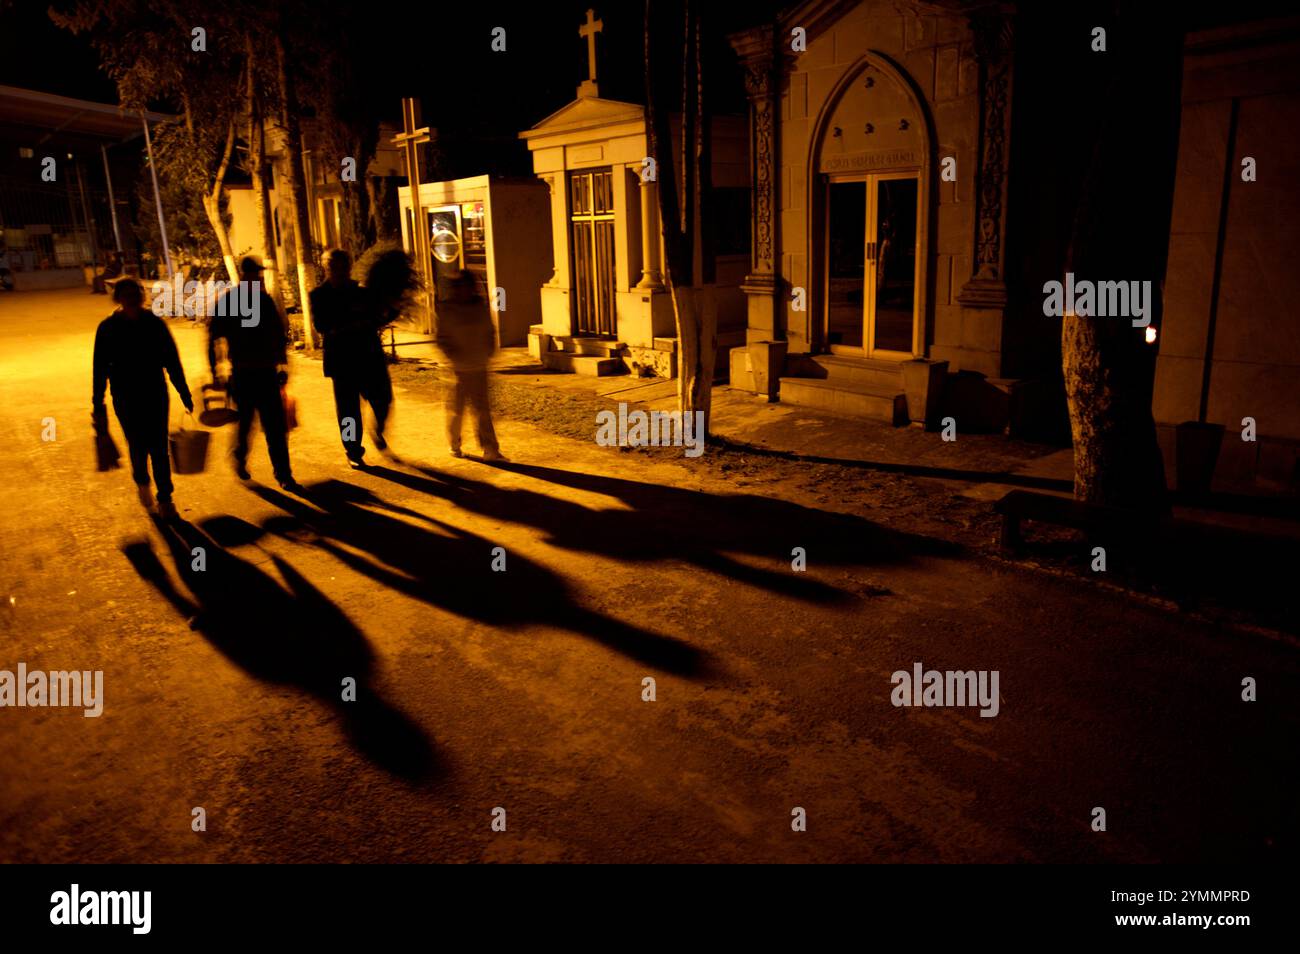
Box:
[993,489,1161,553]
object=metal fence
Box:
[0,166,120,273]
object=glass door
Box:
[825,172,920,358]
[826,180,866,350]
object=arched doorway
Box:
[809,54,932,360]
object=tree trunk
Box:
[246,36,284,309]
[202,191,238,284]
[275,34,316,350]
[188,102,238,284]
[339,135,377,258]
[1062,5,1183,510]
[366,175,395,243]
[671,282,716,424]
[646,0,715,435]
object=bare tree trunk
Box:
[1062,5,1183,510]
[367,176,396,243]
[245,36,284,309]
[338,142,365,259]
[200,190,238,284]
[646,0,715,433]
[186,99,238,284]
[338,135,377,258]
[275,34,316,350]
[669,283,717,424]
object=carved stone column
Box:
[957,9,1015,309]
[635,176,663,289]
[730,27,781,343]
[542,174,559,286]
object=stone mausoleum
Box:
[724,0,1300,493]
[519,8,751,379]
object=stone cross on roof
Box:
[577,8,603,99]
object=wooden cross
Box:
[577,8,603,97]
[392,97,435,331]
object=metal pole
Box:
[74,155,101,273]
[64,153,83,264]
[141,113,174,279]
[101,144,123,253]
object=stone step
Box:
[542,351,625,376]
[552,335,624,357]
[797,353,906,391]
[778,376,907,425]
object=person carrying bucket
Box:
[92,278,195,520]
[209,256,299,491]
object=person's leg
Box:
[332,375,364,460]
[149,400,174,504]
[115,402,154,508]
[363,362,393,450]
[467,370,500,456]
[231,373,254,477]
[447,373,468,455]
[257,371,293,483]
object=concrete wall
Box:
[1154,22,1300,459]
[225,187,259,261]
[485,180,552,346]
[11,268,83,290]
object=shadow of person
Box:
[122,516,439,781]
[359,460,956,605]
[239,480,715,678]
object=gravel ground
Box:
[386,357,1006,549]
[377,355,1298,638]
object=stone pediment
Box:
[520,96,645,141]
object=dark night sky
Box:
[2,0,1293,130]
[0,2,117,101]
[0,1,781,174]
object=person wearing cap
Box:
[208,256,299,490]
[310,248,392,466]
[92,277,194,519]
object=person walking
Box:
[310,249,392,466]
[208,256,299,490]
[435,271,504,461]
[92,278,194,519]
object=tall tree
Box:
[274,25,317,349]
[1061,3,1184,509]
[186,84,239,282]
[51,0,245,282]
[242,29,285,309]
[645,0,718,435]
[298,18,381,259]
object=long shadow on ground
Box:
[362,460,959,604]
[235,479,716,678]
[123,516,440,781]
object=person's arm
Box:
[161,322,193,412]
[92,321,110,414]
[309,287,334,335]
[482,306,497,357]
[434,309,460,361]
